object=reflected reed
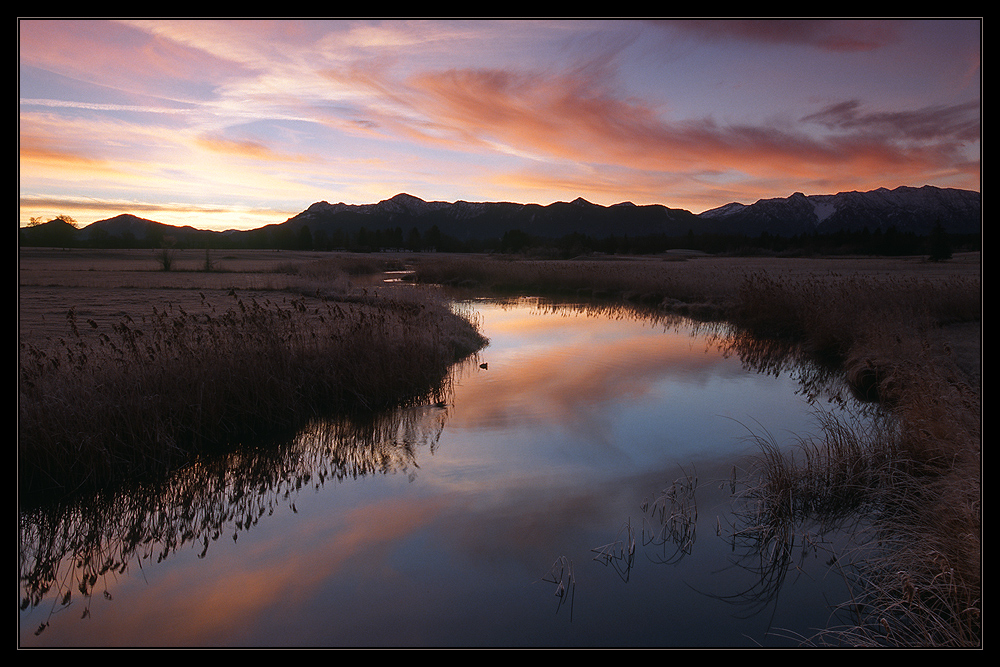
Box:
[541,556,576,620]
[718,414,893,624]
[639,469,699,566]
[19,395,458,635]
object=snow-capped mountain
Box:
[289,185,979,241]
[697,185,980,236]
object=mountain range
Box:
[21,185,981,250]
[697,185,981,236]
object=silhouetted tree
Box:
[927,220,953,261]
[425,225,443,251]
[500,229,531,253]
[297,224,314,250]
[407,227,422,251]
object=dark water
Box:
[19,297,869,647]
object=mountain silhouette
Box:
[20,185,980,252]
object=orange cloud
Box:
[19,20,980,219]
[19,135,111,171]
[194,134,314,163]
[370,64,979,199]
[359,63,973,205]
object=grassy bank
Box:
[18,252,487,501]
[411,252,981,646]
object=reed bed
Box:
[411,255,739,314]
[19,286,487,501]
[734,405,980,647]
[725,412,900,623]
[727,274,979,647]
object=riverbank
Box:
[409,251,982,646]
[18,249,487,501]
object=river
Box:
[19,296,872,647]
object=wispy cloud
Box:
[194,134,317,163]
[801,99,980,142]
[19,19,980,229]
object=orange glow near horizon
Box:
[19,19,980,231]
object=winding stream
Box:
[19,296,873,647]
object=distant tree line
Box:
[20,216,976,260]
[243,224,449,253]
[484,222,975,259]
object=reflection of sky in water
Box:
[21,299,859,648]
[434,301,820,483]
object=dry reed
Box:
[20,250,980,645]
[19,286,487,501]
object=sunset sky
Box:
[19,18,981,231]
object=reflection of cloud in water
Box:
[429,300,839,502]
[451,305,743,434]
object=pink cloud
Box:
[20,20,980,217]
[392,64,977,191]
[19,20,248,102]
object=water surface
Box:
[19,297,867,647]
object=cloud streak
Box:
[801,99,981,142]
[19,19,980,230]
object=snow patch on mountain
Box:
[811,200,837,224]
[698,202,747,218]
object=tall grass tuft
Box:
[731,401,979,646]
[19,288,487,502]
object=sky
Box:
[19,18,981,232]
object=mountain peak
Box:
[388,192,425,203]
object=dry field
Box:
[18,248,394,341]
[18,247,981,408]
